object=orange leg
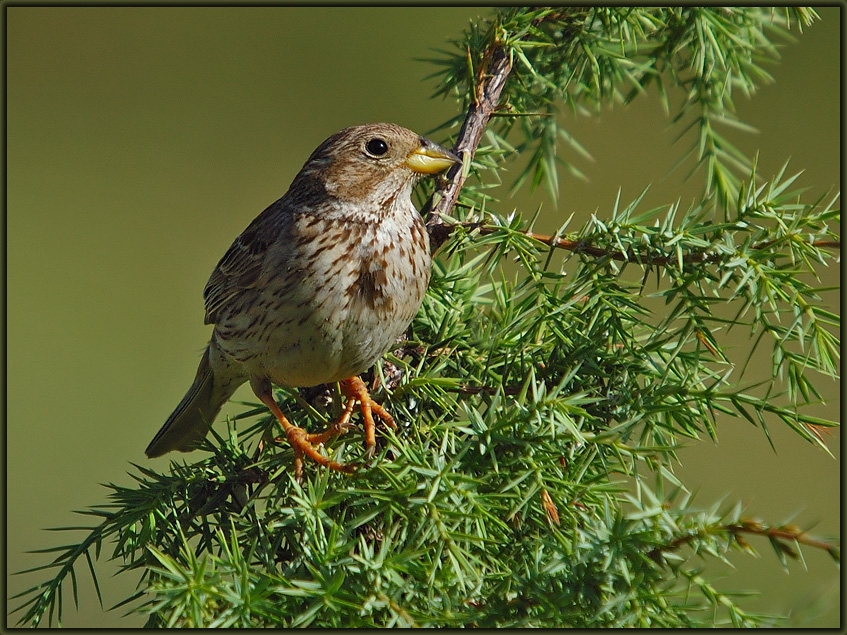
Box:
[302,396,356,445]
[251,378,355,480]
[251,376,396,479]
[339,376,396,459]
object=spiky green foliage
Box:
[12,7,838,628]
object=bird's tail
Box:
[145,344,240,458]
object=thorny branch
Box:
[648,519,840,564]
[475,223,842,263]
[424,42,513,250]
[420,20,841,259]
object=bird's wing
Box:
[203,198,291,325]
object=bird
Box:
[145,123,460,478]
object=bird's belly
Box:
[263,326,346,387]
[214,217,430,388]
[256,278,423,387]
[245,303,412,388]
[216,276,351,387]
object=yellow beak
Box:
[406,139,461,175]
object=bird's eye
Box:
[365,138,389,157]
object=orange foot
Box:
[339,376,396,460]
[252,375,395,480]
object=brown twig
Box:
[729,520,839,556]
[471,223,841,265]
[649,518,840,563]
[448,383,522,396]
[424,41,513,251]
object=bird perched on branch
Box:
[145,123,459,478]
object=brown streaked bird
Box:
[145,123,459,478]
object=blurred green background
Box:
[7,7,840,627]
